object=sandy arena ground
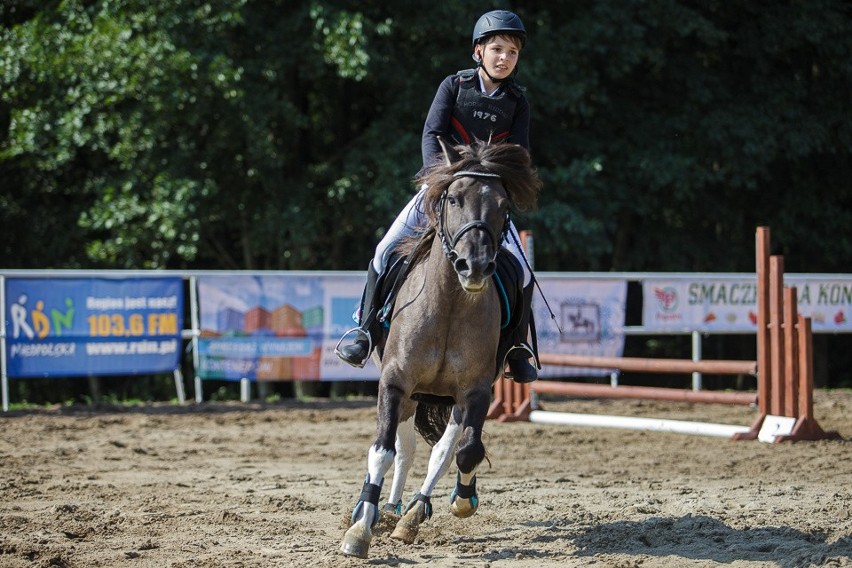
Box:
[0,390,850,568]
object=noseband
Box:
[436,170,509,264]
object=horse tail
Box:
[413,399,453,447]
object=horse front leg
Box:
[451,387,490,519]
[340,383,405,558]
[391,405,463,544]
[382,415,417,516]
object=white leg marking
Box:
[351,445,395,528]
[387,418,416,506]
[458,470,476,486]
[367,444,395,484]
[418,408,463,496]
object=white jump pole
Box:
[528,410,751,438]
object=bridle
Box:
[435,170,510,265]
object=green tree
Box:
[1,0,397,269]
[524,0,852,272]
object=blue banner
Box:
[4,278,183,378]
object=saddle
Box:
[371,245,525,376]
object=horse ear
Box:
[437,136,461,165]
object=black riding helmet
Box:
[471,10,526,48]
[471,10,526,84]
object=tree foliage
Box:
[1,0,851,273]
[523,0,852,272]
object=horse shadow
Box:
[533,514,852,568]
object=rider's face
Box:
[475,35,521,81]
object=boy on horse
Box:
[336,9,539,383]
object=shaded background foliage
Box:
[1,0,851,401]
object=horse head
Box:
[419,138,541,293]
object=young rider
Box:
[336,9,539,383]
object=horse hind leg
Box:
[340,384,405,558]
[391,405,463,544]
[383,416,417,516]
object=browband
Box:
[452,170,501,179]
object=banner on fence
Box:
[534,277,627,377]
[4,278,183,378]
[198,274,629,381]
[642,276,852,332]
[197,274,379,382]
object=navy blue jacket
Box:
[420,71,530,174]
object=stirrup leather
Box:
[334,327,373,368]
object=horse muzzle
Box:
[454,257,496,293]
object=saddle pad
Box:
[493,249,523,330]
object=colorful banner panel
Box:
[534,277,627,377]
[642,276,852,332]
[5,278,183,378]
[197,274,380,382]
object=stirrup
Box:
[334,327,373,368]
[502,343,538,381]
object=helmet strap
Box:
[476,61,518,86]
[477,61,506,84]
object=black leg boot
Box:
[504,281,538,383]
[335,264,382,368]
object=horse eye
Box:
[447,195,460,207]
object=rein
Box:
[436,171,509,264]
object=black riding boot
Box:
[504,282,539,383]
[335,264,381,368]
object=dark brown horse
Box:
[340,139,541,558]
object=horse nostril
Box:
[454,258,470,275]
[483,261,496,277]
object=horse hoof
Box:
[450,496,478,519]
[390,522,419,544]
[390,501,427,544]
[340,524,371,558]
[340,540,369,559]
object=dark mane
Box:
[396,141,541,261]
[416,141,541,227]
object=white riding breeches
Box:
[372,186,531,286]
